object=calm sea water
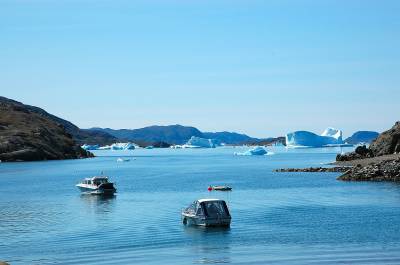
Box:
[1,146,400,265]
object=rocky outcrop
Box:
[336,145,374,161]
[336,122,400,162]
[0,97,93,162]
[369,121,400,156]
[338,158,400,181]
[335,122,400,181]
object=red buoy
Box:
[208,186,212,191]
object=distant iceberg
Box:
[234,146,269,156]
[184,136,220,148]
[286,127,345,148]
[111,142,136,150]
[81,144,100,150]
[98,142,136,150]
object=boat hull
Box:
[76,184,116,195]
[182,214,231,227]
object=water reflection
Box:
[184,226,232,264]
[79,194,116,215]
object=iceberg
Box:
[98,142,136,150]
[111,142,136,150]
[234,146,269,156]
[184,136,220,148]
[285,127,345,148]
[81,144,100,150]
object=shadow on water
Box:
[184,226,232,264]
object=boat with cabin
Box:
[76,176,116,195]
[182,199,231,227]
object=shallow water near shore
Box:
[1,146,400,265]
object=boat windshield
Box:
[93,178,108,185]
[185,201,197,215]
[202,201,230,218]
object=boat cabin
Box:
[183,199,231,223]
[82,177,109,186]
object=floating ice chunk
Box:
[98,142,136,150]
[81,144,99,150]
[234,146,269,156]
[185,136,220,148]
[286,127,345,148]
[110,142,136,150]
[117,157,131,162]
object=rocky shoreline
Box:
[274,167,350,173]
[337,158,400,181]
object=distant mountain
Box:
[90,125,203,145]
[345,131,379,145]
[242,136,286,146]
[0,96,92,162]
[203,131,258,144]
[88,125,262,145]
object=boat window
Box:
[202,201,230,218]
[196,205,204,216]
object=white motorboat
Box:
[76,176,116,195]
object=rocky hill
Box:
[369,122,400,156]
[0,97,93,162]
[0,97,117,146]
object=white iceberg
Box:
[285,127,345,148]
[117,157,131,162]
[184,136,220,148]
[234,146,269,156]
[81,144,100,150]
[99,142,136,150]
[111,142,136,150]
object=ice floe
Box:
[81,144,100,150]
[234,146,269,156]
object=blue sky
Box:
[1,0,399,137]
